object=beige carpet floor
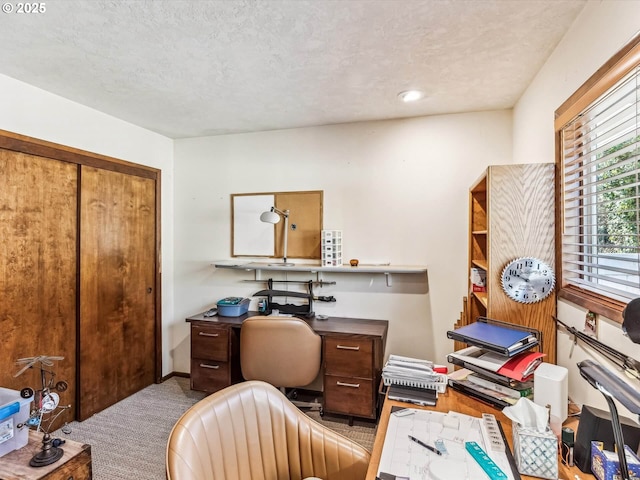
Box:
[53,377,376,480]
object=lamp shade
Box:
[260,210,281,224]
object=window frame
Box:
[555,32,640,323]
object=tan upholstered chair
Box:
[240,316,322,410]
[166,380,371,480]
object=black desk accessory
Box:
[573,405,640,473]
[254,279,314,317]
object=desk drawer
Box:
[324,336,373,377]
[324,375,374,418]
[192,325,229,361]
[191,358,230,392]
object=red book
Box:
[497,351,545,382]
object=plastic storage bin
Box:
[217,297,250,316]
[0,387,31,458]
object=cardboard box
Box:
[0,387,31,458]
[591,441,640,480]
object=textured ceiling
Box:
[0,0,586,138]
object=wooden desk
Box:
[366,388,594,480]
[0,430,92,480]
[186,312,388,421]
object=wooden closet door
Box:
[79,166,156,420]
[0,151,77,427]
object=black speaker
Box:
[574,405,640,473]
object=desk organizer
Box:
[512,422,558,479]
[321,230,342,267]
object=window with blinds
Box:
[560,66,640,305]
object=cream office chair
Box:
[240,315,322,411]
[166,380,370,480]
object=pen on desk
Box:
[408,435,442,455]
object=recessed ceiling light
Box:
[398,90,425,102]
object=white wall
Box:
[0,74,177,376]
[513,1,640,414]
[173,111,512,373]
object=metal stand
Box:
[602,393,631,480]
[29,433,63,467]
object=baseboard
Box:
[161,371,190,382]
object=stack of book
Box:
[382,354,447,406]
[446,318,544,408]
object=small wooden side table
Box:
[0,430,92,480]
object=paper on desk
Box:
[377,408,517,480]
[502,397,549,432]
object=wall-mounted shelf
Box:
[213,261,427,287]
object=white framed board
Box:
[232,194,275,256]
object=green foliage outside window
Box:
[596,136,640,254]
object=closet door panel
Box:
[79,166,156,420]
[0,151,77,427]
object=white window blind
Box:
[561,66,640,302]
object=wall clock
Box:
[501,257,555,304]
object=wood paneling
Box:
[487,164,556,362]
[0,151,77,427]
[79,166,156,420]
[462,164,556,363]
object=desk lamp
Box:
[577,359,640,480]
[576,298,640,480]
[260,207,294,266]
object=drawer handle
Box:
[199,332,220,337]
[336,381,360,388]
[336,345,360,351]
[200,363,220,369]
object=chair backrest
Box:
[166,380,370,480]
[240,316,321,388]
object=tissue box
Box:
[591,441,640,480]
[512,422,558,479]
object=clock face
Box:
[501,257,555,304]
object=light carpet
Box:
[54,377,376,480]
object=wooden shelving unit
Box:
[455,164,557,363]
